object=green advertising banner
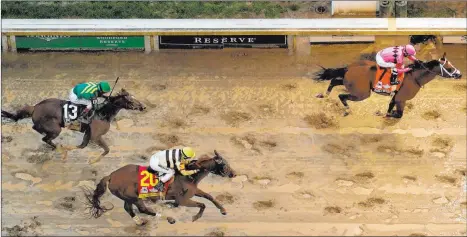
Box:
[16,36,145,50]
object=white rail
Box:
[2,18,465,35]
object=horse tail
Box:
[313,65,348,81]
[83,175,114,218]
[1,105,34,122]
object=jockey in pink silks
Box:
[375,44,421,87]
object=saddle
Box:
[137,166,174,200]
[373,65,405,95]
[63,99,107,127]
[62,101,87,130]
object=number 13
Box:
[63,104,78,120]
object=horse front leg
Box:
[77,126,91,149]
[385,96,397,117]
[392,100,406,119]
[195,188,227,215]
[88,135,109,164]
[178,198,206,222]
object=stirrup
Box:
[156,182,165,191]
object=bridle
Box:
[190,157,227,176]
[439,58,461,78]
[415,57,460,87]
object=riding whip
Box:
[108,76,120,97]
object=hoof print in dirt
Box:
[155,133,180,147]
[215,192,236,205]
[253,200,275,210]
[2,216,41,237]
[190,105,211,116]
[26,153,53,164]
[304,112,338,129]
[358,197,386,208]
[435,175,457,185]
[1,136,13,143]
[205,228,226,237]
[324,206,342,215]
[54,196,77,212]
[221,111,252,127]
[422,110,442,120]
[282,83,298,90]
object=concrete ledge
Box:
[310,35,375,44]
[443,36,467,44]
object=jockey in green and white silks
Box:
[69,81,111,122]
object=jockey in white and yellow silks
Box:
[147,147,199,190]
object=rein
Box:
[191,158,225,175]
[412,58,451,88]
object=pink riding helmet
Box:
[403,44,416,56]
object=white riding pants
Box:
[376,53,396,68]
[69,89,93,110]
[149,154,175,183]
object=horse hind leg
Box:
[134,199,157,216]
[134,199,176,224]
[88,135,109,164]
[42,131,60,150]
[124,201,147,226]
[316,79,343,98]
[338,93,369,117]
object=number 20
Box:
[63,104,78,120]
[140,170,158,187]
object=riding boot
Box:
[79,109,94,124]
[155,181,165,192]
[147,167,166,192]
[147,166,157,174]
[390,71,400,85]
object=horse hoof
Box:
[192,215,201,222]
[343,112,349,117]
[315,93,324,98]
[88,156,103,164]
[140,218,148,226]
[133,216,147,226]
[220,209,227,215]
[167,217,176,224]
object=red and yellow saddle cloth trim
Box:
[137,166,173,199]
[373,65,405,94]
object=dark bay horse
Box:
[1,89,146,163]
[83,150,237,225]
[314,53,462,118]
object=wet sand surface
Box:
[1,41,466,236]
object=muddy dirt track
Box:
[1,41,466,236]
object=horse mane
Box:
[94,90,128,120]
[185,154,215,171]
[410,35,437,45]
[407,59,439,73]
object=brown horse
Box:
[1,89,146,163]
[314,52,462,118]
[83,150,237,225]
